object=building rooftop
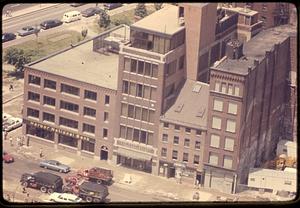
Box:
[249,168,296,179]
[214,25,295,75]
[222,6,258,16]
[30,39,119,90]
[161,79,209,130]
[131,4,184,36]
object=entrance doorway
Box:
[100,146,108,160]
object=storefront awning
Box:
[117,148,152,161]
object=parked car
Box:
[17,26,40,37]
[2,113,12,124]
[3,151,14,163]
[20,172,63,194]
[76,167,113,185]
[2,33,16,42]
[81,7,103,17]
[49,192,82,203]
[40,19,63,30]
[3,117,22,132]
[39,160,70,173]
[63,181,109,202]
[62,11,81,23]
[103,3,122,10]
[70,3,85,7]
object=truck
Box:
[71,167,113,185]
[63,181,109,202]
[20,171,63,194]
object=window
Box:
[128,104,134,118]
[215,81,220,92]
[83,107,96,117]
[184,138,190,147]
[224,137,234,151]
[194,155,200,164]
[185,128,191,133]
[172,150,178,160]
[221,83,227,93]
[144,62,151,76]
[161,148,167,157]
[134,106,142,120]
[28,74,41,85]
[129,82,136,96]
[250,178,255,182]
[165,60,176,77]
[133,129,139,142]
[165,83,175,98]
[162,134,168,142]
[179,55,184,70]
[150,87,156,100]
[196,130,201,135]
[283,148,287,153]
[104,112,109,122]
[164,122,169,128]
[124,57,131,71]
[122,80,129,94]
[183,153,189,162]
[58,134,77,147]
[81,140,95,152]
[213,99,223,112]
[84,90,97,101]
[120,125,126,138]
[126,127,133,140]
[148,110,155,123]
[130,59,137,73]
[83,123,95,134]
[148,133,153,145]
[60,100,79,113]
[43,96,55,106]
[140,130,147,144]
[141,108,148,121]
[284,181,292,185]
[210,134,220,148]
[212,116,222,129]
[152,64,158,78]
[136,84,143,97]
[61,84,79,96]
[228,103,238,115]
[226,119,236,133]
[105,95,110,105]
[59,117,78,129]
[121,103,128,116]
[137,61,144,75]
[228,84,233,95]
[234,86,240,96]
[223,155,233,169]
[28,91,40,102]
[143,85,151,99]
[27,108,39,118]
[103,128,108,138]
[44,79,56,90]
[175,125,180,130]
[209,152,219,165]
[195,141,201,149]
[173,136,179,145]
[43,112,55,122]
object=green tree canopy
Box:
[98,10,111,28]
[135,3,148,18]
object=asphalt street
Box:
[3,3,35,13]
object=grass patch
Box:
[3,30,83,63]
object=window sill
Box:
[162,141,168,143]
[60,109,79,115]
[224,148,234,152]
[83,115,96,120]
[29,83,41,87]
[28,100,40,105]
[61,92,80,99]
[44,87,56,92]
[43,120,55,125]
[60,125,78,132]
[28,116,39,120]
[81,150,95,155]
[84,98,97,103]
[43,104,56,109]
[83,132,95,137]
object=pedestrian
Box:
[39,148,43,158]
[9,84,13,91]
[196,179,200,189]
[179,173,182,184]
[6,194,11,201]
[4,131,8,140]
[22,187,26,194]
[9,137,13,146]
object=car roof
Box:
[60,193,78,199]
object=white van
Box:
[62,11,81,23]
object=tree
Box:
[4,48,19,65]
[14,50,31,71]
[154,3,163,10]
[4,48,31,73]
[112,16,132,26]
[98,10,111,28]
[135,3,148,18]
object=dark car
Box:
[20,171,63,194]
[103,3,122,10]
[3,151,14,163]
[70,3,85,7]
[17,26,40,37]
[81,7,103,17]
[2,33,16,42]
[40,19,63,30]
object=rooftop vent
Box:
[174,103,184,113]
[196,107,206,117]
[192,84,202,93]
[226,39,243,60]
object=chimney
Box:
[226,39,243,59]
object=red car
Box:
[3,152,14,163]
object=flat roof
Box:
[277,139,297,148]
[131,4,184,36]
[223,6,258,16]
[249,168,296,179]
[214,25,295,75]
[161,79,209,130]
[31,40,119,90]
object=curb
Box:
[3,4,60,23]
[3,93,23,104]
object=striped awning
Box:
[117,148,152,161]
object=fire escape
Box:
[273,3,290,26]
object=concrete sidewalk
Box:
[2,4,59,21]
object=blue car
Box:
[39,160,70,173]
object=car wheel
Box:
[40,186,47,193]
[47,188,54,194]
[93,198,101,202]
[59,169,63,173]
[44,166,47,169]
[22,182,28,187]
[86,196,93,202]
[96,180,102,185]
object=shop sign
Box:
[115,138,155,155]
[24,119,93,142]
